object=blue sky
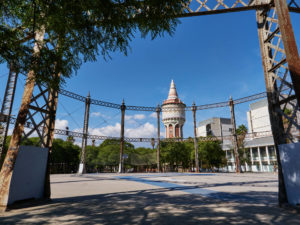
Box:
[1,10,299,147]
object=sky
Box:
[1,10,299,148]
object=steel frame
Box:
[0,0,299,208]
[256,0,300,204]
[59,87,267,112]
[53,127,274,142]
[0,66,18,161]
[78,93,90,174]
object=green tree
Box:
[130,147,156,166]
[51,138,81,173]
[1,0,188,87]
[84,139,135,172]
[0,136,80,172]
[236,124,251,169]
[198,140,226,170]
[160,141,191,172]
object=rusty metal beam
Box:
[118,100,126,173]
[229,97,241,173]
[0,28,46,211]
[256,0,300,205]
[156,105,161,172]
[0,65,18,162]
[274,0,300,105]
[78,93,91,175]
[177,0,299,18]
[42,73,60,198]
[192,102,200,173]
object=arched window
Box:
[175,124,179,137]
[169,124,173,138]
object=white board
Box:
[8,146,49,205]
[279,142,300,206]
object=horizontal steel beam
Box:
[177,0,299,18]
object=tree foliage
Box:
[0,136,80,172]
[1,0,188,88]
[236,124,251,166]
[198,140,226,170]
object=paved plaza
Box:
[0,173,299,224]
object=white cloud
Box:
[55,119,69,130]
[73,122,158,139]
[125,114,145,121]
[91,112,111,119]
[149,112,157,118]
[125,114,146,125]
[133,114,145,120]
[125,115,133,120]
[125,122,156,138]
[86,123,121,137]
[91,112,101,117]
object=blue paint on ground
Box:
[117,175,259,203]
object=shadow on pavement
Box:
[1,188,299,225]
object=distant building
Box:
[246,99,271,133]
[197,117,232,138]
[162,80,186,138]
[196,117,235,170]
[241,98,299,172]
[196,98,296,172]
[224,98,277,172]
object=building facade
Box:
[162,80,186,138]
[196,98,297,172]
[197,117,233,137]
[246,99,271,133]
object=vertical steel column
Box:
[156,104,161,173]
[0,65,18,162]
[192,102,199,173]
[78,92,90,174]
[256,0,300,205]
[118,100,126,173]
[229,97,240,173]
[0,29,45,211]
[274,0,300,103]
[43,75,60,198]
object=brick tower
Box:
[162,80,186,138]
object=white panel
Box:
[250,105,271,132]
[8,146,49,205]
[247,111,252,133]
[279,142,300,206]
[197,126,207,137]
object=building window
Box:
[169,124,173,138]
[206,124,212,136]
[175,124,180,137]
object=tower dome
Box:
[162,80,186,138]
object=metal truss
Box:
[1,0,299,150]
[58,89,86,103]
[126,105,157,111]
[256,0,300,205]
[58,86,267,112]
[179,0,299,17]
[0,66,18,159]
[90,98,121,109]
[54,128,275,143]
[20,83,58,149]
[257,0,300,143]
[233,92,267,104]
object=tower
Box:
[162,80,186,138]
